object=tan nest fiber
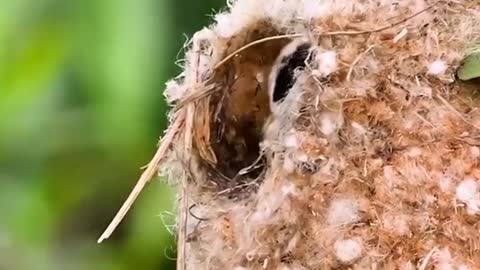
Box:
[103,0,480,269]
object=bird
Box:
[268,37,313,116]
[263,37,314,148]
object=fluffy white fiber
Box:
[334,238,363,263]
[428,60,448,75]
[456,178,480,214]
[327,198,359,226]
[216,0,331,37]
[313,50,337,77]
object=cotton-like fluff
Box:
[312,50,337,77]
[456,178,480,214]
[327,198,359,226]
[428,60,448,75]
[334,238,363,264]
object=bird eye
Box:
[269,39,313,105]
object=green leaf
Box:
[457,52,480,81]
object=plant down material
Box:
[159,0,480,269]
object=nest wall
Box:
[160,0,480,269]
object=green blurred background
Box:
[0,0,223,269]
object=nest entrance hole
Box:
[199,27,291,197]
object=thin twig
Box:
[321,0,441,37]
[437,94,480,131]
[216,175,262,196]
[346,45,374,81]
[214,34,303,70]
[174,83,217,111]
[189,204,209,221]
[177,175,188,270]
[177,103,195,270]
[393,28,408,43]
[418,247,438,270]
[97,111,184,243]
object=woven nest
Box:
[158,0,480,269]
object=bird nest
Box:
[101,0,480,269]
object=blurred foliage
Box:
[0,0,223,269]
